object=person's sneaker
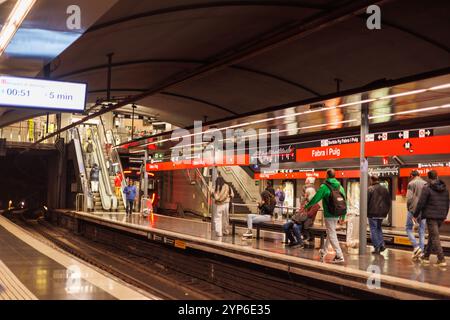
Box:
[435,259,447,267]
[331,256,345,264]
[289,242,304,249]
[242,231,253,237]
[319,249,327,260]
[372,247,380,254]
[419,255,430,265]
[412,247,422,261]
[379,246,386,253]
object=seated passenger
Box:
[242,191,275,239]
[283,201,320,248]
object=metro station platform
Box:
[0,214,154,300]
[50,210,450,300]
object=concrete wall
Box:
[159,170,209,216]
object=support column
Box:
[211,165,218,235]
[144,149,149,199]
[359,102,369,255]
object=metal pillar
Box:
[359,102,369,254]
[211,165,218,235]
[144,149,149,199]
[106,53,113,102]
[131,104,136,140]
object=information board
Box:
[0,76,87,112]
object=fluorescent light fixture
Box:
[130,82,450,151]
[369,104,450,120]
[380,89,427,100]
[0,0,36,57]
[429,83,450,91]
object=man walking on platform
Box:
[368,175,391,254]
[305,169,347,264]
[414,170,449,267]
[406,170,427,260]
[123,180,137,215]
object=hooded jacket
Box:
[90,165,100,181]
[414,179,450,220]
[367,182,391,219]
[406,176,427,213]
[305,178,346,218]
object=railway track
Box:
[5,212,384,300]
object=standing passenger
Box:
[368,175,391,254]
[406,170,427,260]
[211,176,231,237]
[414,170,449,267]
[90,164,100,193]
[305,169,346,263]
[275,185,286,219]
[123,180,137,215]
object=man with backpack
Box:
[305,169,346,263]
[84,137,94,167]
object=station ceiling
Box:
[0,0,449,131]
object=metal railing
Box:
[185,168,211,215]
[74,128,93,211]
[99,116,127,207]
[220,166,257,202]
[76,193,85,212]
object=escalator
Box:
[73,124,120,212]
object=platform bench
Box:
[230,218,336,248]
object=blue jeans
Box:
[283,220,302,243]
[369,218,384,250]
[406,211,425,250]
[247,214,271,230]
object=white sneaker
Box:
[412,247,422,261]
[242,231,253,237]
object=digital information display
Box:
[0,76,87,112]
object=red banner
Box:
[146,154,249,172]
[255,169,361,180]
[399,167,450,177]
[296,135,450,162]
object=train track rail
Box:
[5,212,385,300]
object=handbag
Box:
[292,208,308,224]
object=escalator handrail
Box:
[74,127,93,210]
[91,125,116,210]
[99,116,127,207]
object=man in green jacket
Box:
[305,169,346,263]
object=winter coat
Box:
[305,178,346,218]
[414,179,450,220]
[367,182,391,219]
[406,177,427,213]
[90,166,100,181]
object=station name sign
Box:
[0,76,87,112]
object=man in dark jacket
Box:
[368,175,391,254]
[90,163,100,193]
[414,170,449,267]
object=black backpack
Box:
[324,181,347,216]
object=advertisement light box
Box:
[0,75,87,112]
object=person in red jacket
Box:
[114,172,123,197]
